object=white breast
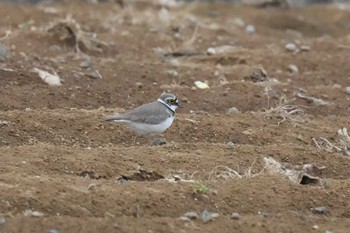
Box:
[126,116,175,135]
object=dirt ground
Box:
[0,1,350,232]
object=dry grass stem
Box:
[312,137,342,152]
[0,30,11,41]
[262,95,304,126]
[208,165,242,181]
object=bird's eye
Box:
[167,99,175,104]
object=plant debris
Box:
[47,15,109,53]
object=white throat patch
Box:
[157,98,178,112]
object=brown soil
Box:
[0,1,350,232]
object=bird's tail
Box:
[104,113,124,122]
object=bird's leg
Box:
[133,134,139,146]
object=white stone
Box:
[288,64,299,73]
[245,24,256,33]
[285,43,297,52]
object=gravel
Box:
[227,107,240,114]
[231,212,240,220]
[0,44,7,62]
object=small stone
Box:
[233,17,245,27]
[296,135,304,141]
[201,210,219,223]
[183,212,198,220]
[311,206,327,214]
[151,138,166,146]
[207,47,216,55]
[249,68,269,82]
[325,231,333,233]
[87,183,97,190]
[231,212,240,220]
[312,225,319,230]
[88,69,102,79]
[0,217,5,225]
[288,64,299,73]
[179,216,191,221]
[80,59,92,68]
[259,212,269,218]
[135,82,143,88]
[19,52,29,60]
[300,45,311,51]
[227,141,235,149]
[48,45,61,51]
[332,84,341,89]
[0,120,10,126]
[181,97,188,103]
[118,177,128,185]
[194,150,202,155]
[194,80,209,89]
[24,210,44,217]
[245,24,255,33]
[0,44,7,62]
[166,70,178,78]
[227,107,240,115]
[344,86,350,94]
[285,43,297,52]
[242,129,253,135]
[49,229,59,233]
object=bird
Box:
[105,93,179,137]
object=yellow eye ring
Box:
[168,99,175,104]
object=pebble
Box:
[80,59,92,68]
[0,44,7,62]
[311,206,327,214]
[227,107,240,114]
[88,69,102,79]
[19,52,29,60]
[181,97,188,103]
[49,229,59,233]
[233,17,245,27]
[300,45,311,51]
[0,120,10,126]
[201,210,219,223]
[48,44,61,51]
[288,64,299,73]
[245,25,256,33]
[230,212,240,220]
[344,86,350,94]
[207,47,216,55]
[166,70,178,78]
[227,141,235,149]
[285,43,297,52]
[183,211,198,220]
[135,82,143,88]
[87,183,97,190]
[260,212,269,218]
[151,138,166,146]
[0,217,5,225]
[179,216,191,222]
[312,225,319,230]
[24,210,44,217]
